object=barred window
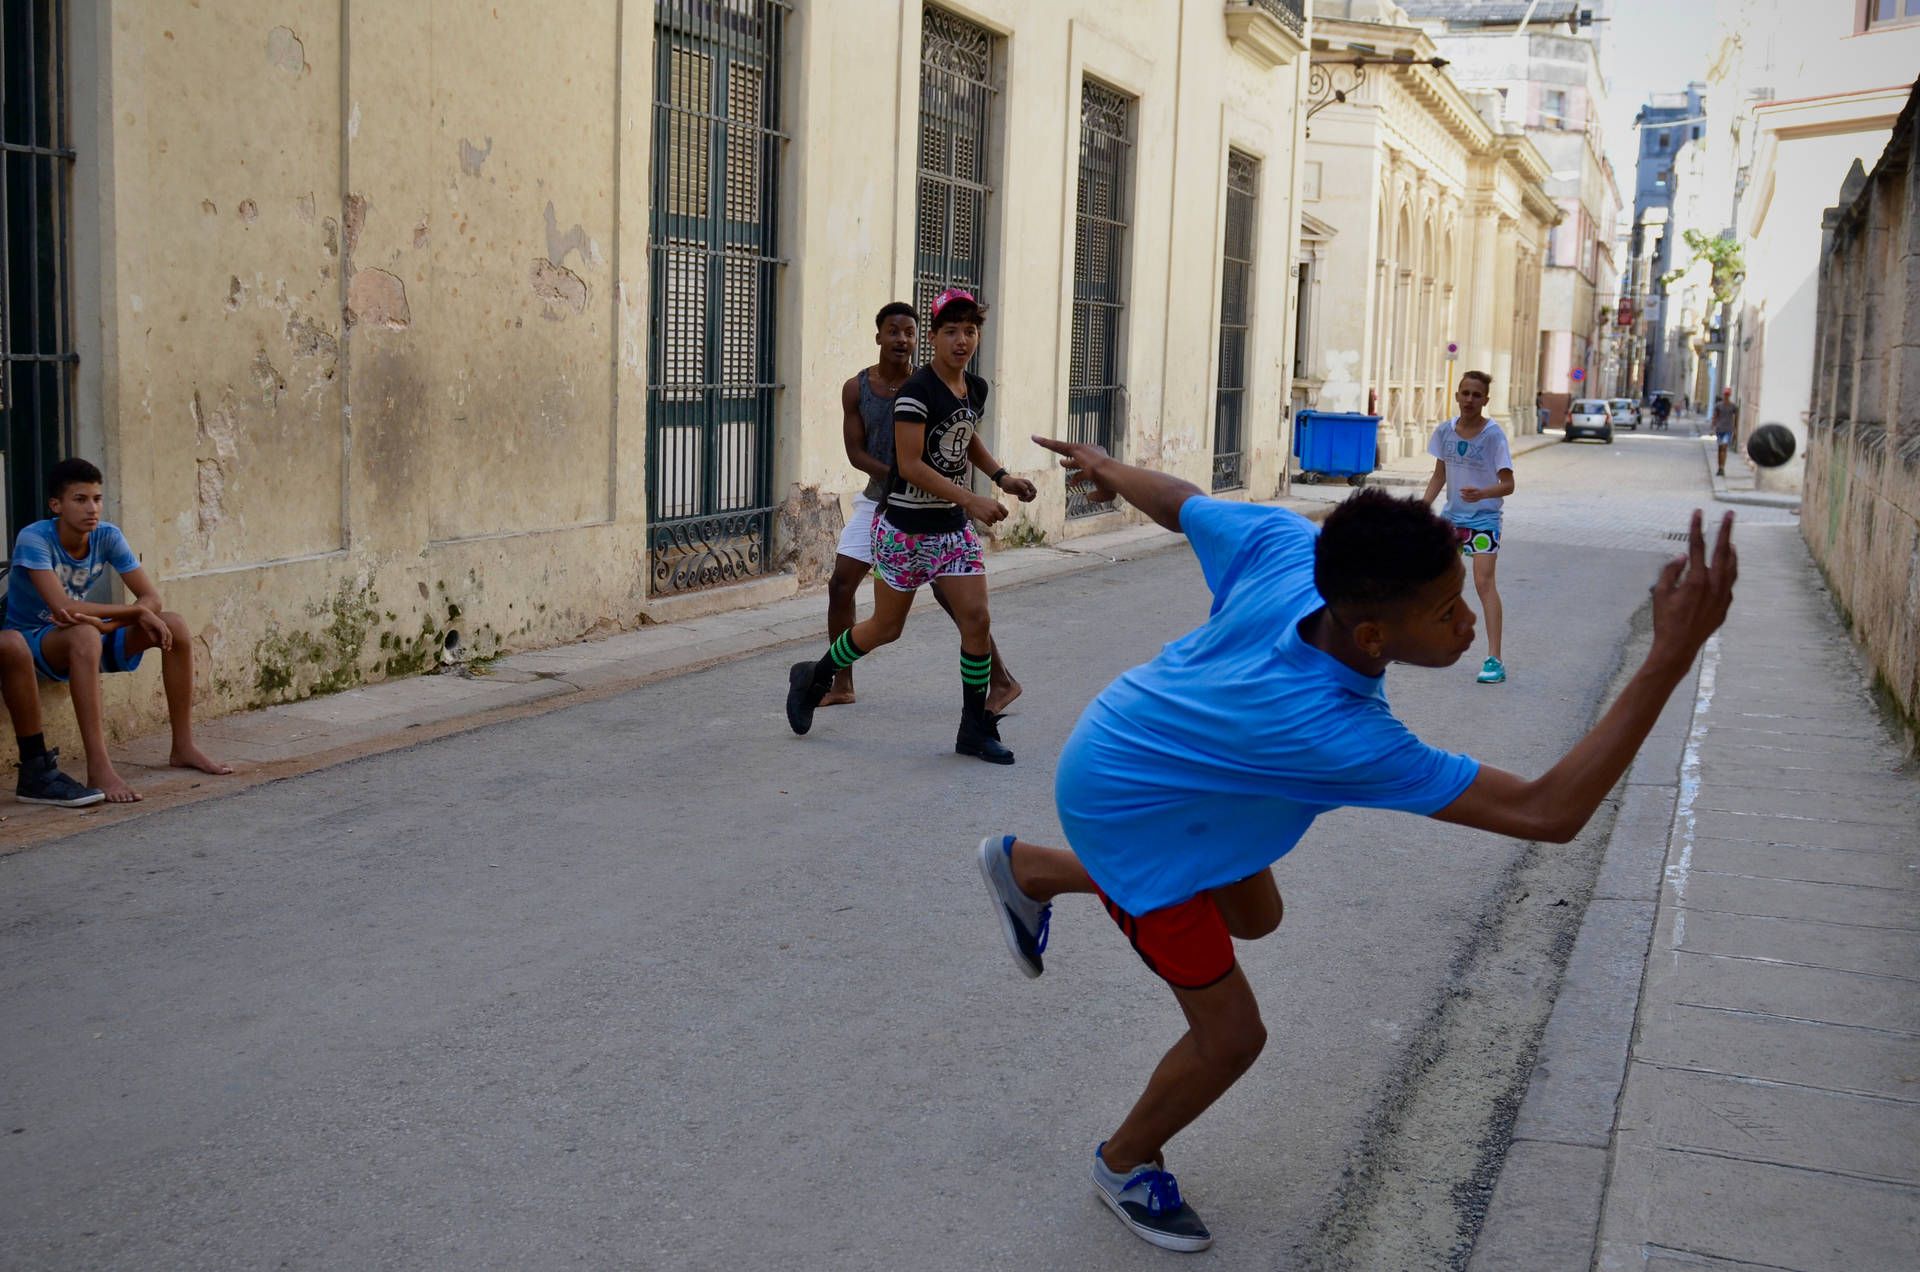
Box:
[915,7,995,362]
[1213,151,1258,492]
[1067,79,1132,517]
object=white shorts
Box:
[837,492,882,565]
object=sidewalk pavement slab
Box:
[1473,516,1920,1272]
[1704,432,1803,511]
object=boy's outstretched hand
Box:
[1034,435,1118,506]
[1649,509,1737,671]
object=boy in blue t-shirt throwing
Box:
[1423,370,1515,684]
[2,458,232,805]
[975,434,1736,1253]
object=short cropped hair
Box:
[876,301,917,330]
[47,457,104,498]
[1461,369,1492,389]
[930,296,987,330]
[1313,488,1459,613]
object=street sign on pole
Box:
[1446,341,1458,362]
[1571,368,1586,382]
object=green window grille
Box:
[915,7,995,363]
[1068,80,1132,518]
[1213,151,1258,492]
[2,0,76,545]
[645,0,788,596]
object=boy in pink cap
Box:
[784,290,1035,762]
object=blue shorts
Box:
[16,624,146,682]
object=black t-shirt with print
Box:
[885,366,988,534]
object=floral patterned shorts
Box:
[870,513,985,592]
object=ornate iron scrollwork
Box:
[649,510,771,596]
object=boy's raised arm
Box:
[1434,510,1736,842]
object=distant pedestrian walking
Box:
[1712,390,1739,476]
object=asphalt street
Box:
[0,432,1795,1270]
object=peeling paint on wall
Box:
[224,276,245,312]
[267,26,306,76]
[413,218,430,250]
[345,268,412,329]
[543,201,602,269]
[295,192,316,225]
[249,350,286,409]
[527,258,587,315]
[284,313,339,384]
[341,194,367,262]
[460,136,493,176]
[238,199,259,224]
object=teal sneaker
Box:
[1477,656,1507,684]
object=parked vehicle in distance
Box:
[1565,398,1614,443]
[1609,397,1640,430]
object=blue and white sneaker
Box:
[1093,1144,1212,1252]
[976,834,1049,978]
[1476,656,1507,684]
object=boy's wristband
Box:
[990,468,1008,485]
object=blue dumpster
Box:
[1293,411,1380,483]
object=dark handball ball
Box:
[1746,423,1797,469]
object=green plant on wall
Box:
[1661,229,1745,312]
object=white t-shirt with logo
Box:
[1427,417,1513,529]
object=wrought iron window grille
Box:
[2,0,77,545]
[1213,151,1258,493]
[914,6,996,366]
[646,0,790,596]
[1067,79,1132,519]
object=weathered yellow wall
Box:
[64,0,1308,751]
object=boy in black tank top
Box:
[821,303,1019,709]
[786,291,1036,763]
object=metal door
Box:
[646,0,787,596]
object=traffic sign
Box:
[1571,368,1586,382]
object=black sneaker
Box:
[1092,1144,1212,1253]
[786,661,827,735]
[16,750,105,808]
[956,710,1014,765]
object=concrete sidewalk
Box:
[0,504,1329,852]
[1470,520,1920,1271]
[1703,425,1803,512]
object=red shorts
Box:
[1094,885,1235,991]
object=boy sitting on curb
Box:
[3,458,232,805]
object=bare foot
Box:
[820,674,855,707]
[986,678,1023,715]
[170,744,235,776]
[92,771,142,803]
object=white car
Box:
[1609,397,1640,431]
[1566,398,1614,443]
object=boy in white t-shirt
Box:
[1423,371,1515,684]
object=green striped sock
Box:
[960,651,993,687]
[828,631,866,670]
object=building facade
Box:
[1402,0,1620,424]
[0,0,1313,744]
[1704,0,1920,490]
[1804,83,1920,738]
[1300,2,1557,458]
[1628,82,1707,400]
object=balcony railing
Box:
[1239,0,1306,36]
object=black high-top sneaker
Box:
[16,749,105,807]
[785,660,835,735]
[956,708,1014,765]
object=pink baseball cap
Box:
[930,287,978,325]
